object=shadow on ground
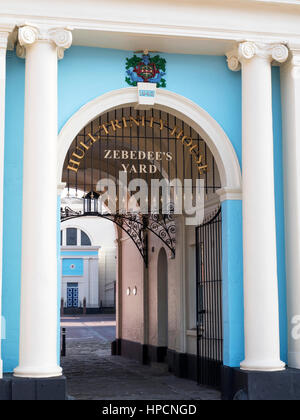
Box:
[61,315,221,401]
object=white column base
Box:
[240,360,285,372]
[0,359,3,379]
[14,365,62,379]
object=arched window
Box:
[66,228,77,246]
[61,228,92,246]
[81,230,91,246]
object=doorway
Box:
[67,283,79,308]
[157,248,168,349]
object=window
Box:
[81,230,91,246]
[61,228,92,246]
[66,228,77,246]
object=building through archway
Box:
[59,105,225,387]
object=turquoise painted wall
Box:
[62,258,84,276]
[1,46,287,371]
[272,67,288,363]
[58,48,242,166]
[57,198,61,365]
[61,251,99,256]
[2,51,24,372]
[222,200,244,367]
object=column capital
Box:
[17,25,72,59]
[226,41,289,71]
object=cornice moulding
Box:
[0,23,15,32]
[2,0,300,55]
[216,187,242,203]
[0,13,299,55]
[0,23,15,50]
[0,32,8,49]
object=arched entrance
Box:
[57,88,242,391]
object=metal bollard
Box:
[61,327,66,357]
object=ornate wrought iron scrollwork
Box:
[60,206,82,219]
[103,213,148,266]
[147,204,176,259]
[60,207,176,267]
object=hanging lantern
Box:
[83,191,100,215]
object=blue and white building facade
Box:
[0,0,300,400]
[60,217,117,311]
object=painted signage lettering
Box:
[67,115,208,175]
[102,149,172,174]
[103,150,173,161]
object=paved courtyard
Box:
[61,314,221,401]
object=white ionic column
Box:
[0,26,13,379]
[14,25,72,378]
[227,42,288,371]
[281,46,300,369]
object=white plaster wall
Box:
[82,258,90,304]
[186,241,197,330]
[168,217,185,354]
[185,226,197,356]
[61,216,116,248]
[147,217,184,354]
[99,248,117,307]
[121,232,144,343]
[148,243,159,347]
[89,258,100,307]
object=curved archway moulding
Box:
[57,88,242,195]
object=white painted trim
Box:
[61,246,100,252]
[1,6,300,50]
[57,182,66,196]
[61,256,98,261]
[186,329,197,338]
[216,187,243,202]
[0,24,15,50]
[57,88,242,192]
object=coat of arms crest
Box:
[126,50,166,88]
